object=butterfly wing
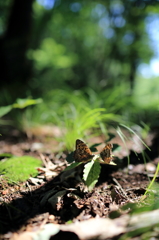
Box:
[74,139,94,162]
[100,143,113,164]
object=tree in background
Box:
[0,0,34,102]
[28,0,155,94]
[0,0,158,103]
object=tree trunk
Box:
[0,0,34,103]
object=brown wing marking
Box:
[100,143,113,164]
[74,139,94,162]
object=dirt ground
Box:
[0,129,159,240]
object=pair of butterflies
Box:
[74,139,113,164]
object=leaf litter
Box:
[0,131,159,240]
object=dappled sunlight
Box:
[134,75,159,109]
[0,1,159,238]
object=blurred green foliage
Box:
[0,0,158,133]
[28,0,154,92]
[0,98,42,127]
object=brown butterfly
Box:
[100,143,113,164]
[74,139,95,162]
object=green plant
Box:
[65,136,117,191]
[64,120,153,191]
[0,98,42,126]
[116,124,151,168]
[62,107,121,150]
[33,86,130,124]
[18,88,124,147]
[141,163,159,201]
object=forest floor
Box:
[0,127,159,240]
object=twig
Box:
[26,181,32,195]
[39,153,48,168]
[112,177,130,200]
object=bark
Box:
[0,0,34,102]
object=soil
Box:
[0,129,159,240]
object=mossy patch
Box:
[0,156,42,183]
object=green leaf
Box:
[12,98,42,109]
[113,144,121,151]
[0,105,12,118]
[64,162,82,171]
[90,143,101,152]
[66,151,74,163]
[107,133,116,142]
[83,161,101,191]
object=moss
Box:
[0,156,42,183]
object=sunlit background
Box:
[37,0,159,77]
[0,0,159,143]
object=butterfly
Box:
[74,139,95,162]
[100,143,113,164]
